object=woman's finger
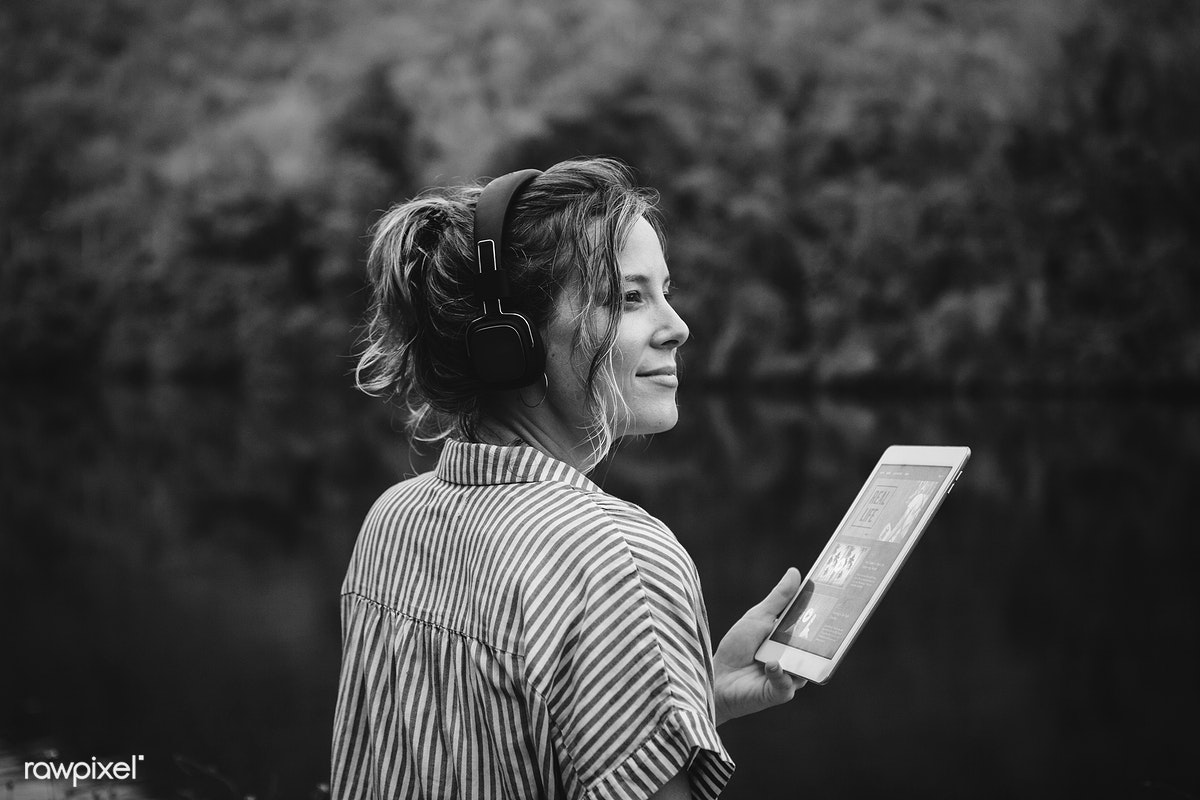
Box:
[753,567,802,619]
[764,661,796,699]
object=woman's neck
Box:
[475,413,603,474]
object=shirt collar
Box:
[436,439,601,493]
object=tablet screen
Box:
[770,464,952,658]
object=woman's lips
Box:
[637,369,678,387]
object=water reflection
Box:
[1,384,1197,798]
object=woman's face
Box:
[542,216,690,438]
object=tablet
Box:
[755,445,970,684]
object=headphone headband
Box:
[465,168,545,389]
[472,169,542,314]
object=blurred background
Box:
[1,0,1198,797]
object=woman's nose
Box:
[656,301,689,348]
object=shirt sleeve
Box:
[521,497,735,800]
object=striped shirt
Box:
[332,440,734,800]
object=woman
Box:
[333,157,804,800]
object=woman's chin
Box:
[623,408,680,437]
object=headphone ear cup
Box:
[466,312,545,389]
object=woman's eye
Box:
[623,290,642,304]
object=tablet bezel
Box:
[755,444,971,684]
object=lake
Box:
[1,382,1197,799]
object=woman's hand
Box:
[713,568,807,726]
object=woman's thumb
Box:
[754,567,802,619]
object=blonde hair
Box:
[354,157,662,459]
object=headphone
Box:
[466,169,546,389]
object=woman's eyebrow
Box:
[621,273,672,287]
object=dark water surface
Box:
[2,383,1197,799]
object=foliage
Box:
[1,0,1197,391]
